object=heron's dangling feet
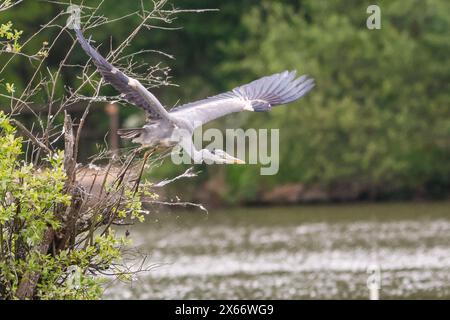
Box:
[133,147,157,194]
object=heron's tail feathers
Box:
[117,128,143,139]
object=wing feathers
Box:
[75,29,165,120]
[170,70,314,126]
[234,70,314,107]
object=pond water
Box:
[104,202,450,299]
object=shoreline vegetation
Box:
[2,0,449,205]
[163,179,450,208]
[0,0,448,300]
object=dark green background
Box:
[2,0,449,203]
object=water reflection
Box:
[105,202,450,299]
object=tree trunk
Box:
[15,229,55,299]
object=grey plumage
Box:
[75,29,168,120]
[170,71,315,127]
[75,28,315,164]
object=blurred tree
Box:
[2,0,449,202]
[216,0,450,201]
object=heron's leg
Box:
[133,147,157,194]
[135,145,152,153]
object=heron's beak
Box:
[233,158,246,164]
[212,149,246,164]
[222,154,245,164]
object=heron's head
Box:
[211,148,245,164]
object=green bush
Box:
[0,112,130,299]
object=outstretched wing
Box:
[75,28,169,120]
[169,71,314,127]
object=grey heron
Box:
[75,29,315,164]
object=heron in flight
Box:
[75,29,315,164]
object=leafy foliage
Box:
[0,109,137,300]
[0,20,22,52]
[0,112,66,298]
[0,1,179,300]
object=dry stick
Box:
[46,0,105,128]
[86,170,100,198]
[72,51,106,162]
[63,112,76,184]
[107,0,171,62]
[82,153,134,248]
[44,40,78,147]
[72,170,100,247]
[0,12,63,76]
[101,154,144,237]
[111,149,139,188]
[6,18,71,168]
[0,0,24,12]
[83,170,104,248]
[11,119,52,154]
[143,200,207,213]
[98,160,113,199]
[84,149,142,248]
[11,13,66,113]
[52,113,77,252]
[100,187,126,238]
[83,152,130,248]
